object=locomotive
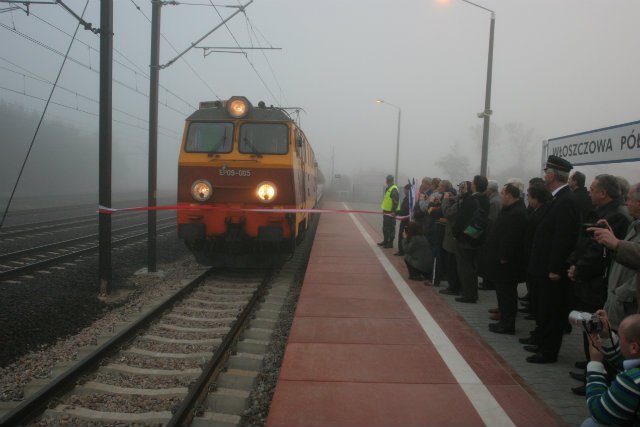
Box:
[176,96,320,265]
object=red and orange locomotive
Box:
[176,96,319,264]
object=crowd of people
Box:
[379,155,640,425]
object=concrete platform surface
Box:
[267,201,580,427]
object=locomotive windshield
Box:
[185,122,233,153]
[239,123,288,155]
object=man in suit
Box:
[453,175,490,304]
[525,155,580,364]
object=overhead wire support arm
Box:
[198,46,281,57]
[159,0,253,69]
[0,1,56,16]
[56,0,99,34]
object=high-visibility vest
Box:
[380,184,398,211]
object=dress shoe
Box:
[393,251,405,256]
[571,385,586,396]
[575,361,588,370]
[439,288,459,295]
[377,241,385,246]
[519,337,537,345]
[455,297,477,304]
[383,243,394,248]
[424,280,433,286]
[488,308,499,314]
[569,371,586,382]
[489,323,515,335]
[523,345,540,353]
[526,353,557,364]
[489,313,501,321]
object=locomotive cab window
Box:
[239,123,288,155]
[185,122,233,153]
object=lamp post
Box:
[460,0,494,177]
[375,99,402,183]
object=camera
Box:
[568,311,603,333]
[582,222,606,237]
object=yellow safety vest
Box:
[380,184,398,211]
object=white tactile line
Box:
[345,203,516,427]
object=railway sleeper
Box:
[42,405,173,425]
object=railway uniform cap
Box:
[545,155,573,172]
[386,174,394,181]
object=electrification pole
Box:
[147,0,161,273]
[98,0,113,293]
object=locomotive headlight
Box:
[227,96,250,118]
[191,179,213,202]
[256,182,277,203]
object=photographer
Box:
[595,182,640,332]
[583,310,640,427]
[567,175,631,394]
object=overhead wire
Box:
[17,5,196,110]
[208,0,281,106]
[128,0,221,101]
[0,20,193,114]
[0,83,177,140]
[0,58,179,136]
[243,12,288,106]
[0,0,88,230]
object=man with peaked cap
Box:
[378,174,399,249]
[525,155,581,363]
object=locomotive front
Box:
[177,96,309,264]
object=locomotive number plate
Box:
[219,168,252,177]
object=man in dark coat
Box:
[570,171,593,221]
[487,183,528,334]
[566,174,631,395]
[525,155,581,364]
[453,175,490,304]
[519,182,552,346]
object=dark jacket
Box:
[452,192,490,246]
[523,201,551,278]
[528,185,581,278]
[573,186,593,222]
[486,199,528,283]
[404,234,433,273]
[570,198,632,307]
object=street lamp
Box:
[375,99,402,183]
[457,0,495,177]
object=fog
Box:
[1,0,639,208]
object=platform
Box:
[266,201,585,427]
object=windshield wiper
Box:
[242,137,262,157]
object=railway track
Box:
[0,218,175,282]
[0,267,280,426]
[0,210,146,241]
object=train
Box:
[176,96,321,265]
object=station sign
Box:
[545,120,640,166]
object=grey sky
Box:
[0,0,638,199]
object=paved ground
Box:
[348,201,590,427]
